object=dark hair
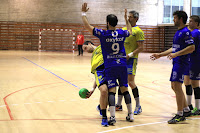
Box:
[129,10,139,18]
[106,14,118,27]
[173,10,188,24]
[190,15,200,26]
[83,41,94,45]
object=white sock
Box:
[135,97,140,107]
[187,95,192,105]
[117,95,123,106]
[126,103,132,114]
[195,99,200,110]
[177,111,183,116]
[109,106,115,117]
[183,106,190,112]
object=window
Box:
[163,0,183,23]
[192,0,200,16]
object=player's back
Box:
[93,28,129,69]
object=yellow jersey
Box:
[122,26,145,58]
[91,45,104,74]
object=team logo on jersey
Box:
[112,31,118,37]
[116,59,121,64]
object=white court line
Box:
[98,117,200,133]
[97,121,167,133]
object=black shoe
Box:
[192,107,200,115]
[188,104,194,110]
[168,114,186,124]
[108,116,116,125]
[183,110,192,117]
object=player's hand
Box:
[167,53,177,60]
[86,90,94,98]
[82,3,89,12]
[150,53,161,60]
[124,9,128,20]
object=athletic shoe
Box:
[108,116,116,125]
[96,104,102,116]
[192,107,200,115]
[126,113,134,122]
[116,104,123,111]
[168,114,186,124]
[134,106,142,115]
[183,110,192,117]
[101,118,109,127]
[188,104,194,110]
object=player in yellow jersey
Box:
[116,10,144,115]
[82,42,109,126]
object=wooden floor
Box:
[0,50,199,133]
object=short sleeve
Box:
[93,28,103,38]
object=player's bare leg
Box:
[128,75,142,115]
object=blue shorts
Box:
[94,68,107,88]
[105,66,128,89]
[190,58,200,80]
[170,63,186,83]
[127,58,137,75]
[184,64,190,76]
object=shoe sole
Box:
[108,121,116,125]
[101,124,109,127]
[127,119,134,122]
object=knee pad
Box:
[123,91,131,104]
[185,85,193,95]
[194,87,200,99]
[108,92,116,106]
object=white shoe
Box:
[126,113,134,122]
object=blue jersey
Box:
[190,29,200,59]
[172,27,194,65]
[93,28,129,69]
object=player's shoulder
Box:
[94,28,106,34]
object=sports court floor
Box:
[0,51,199,133]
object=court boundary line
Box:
[98,117,200,133]
[3,82,63,120]
[22,57,80,89]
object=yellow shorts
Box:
[127,58,137,75]
[94,69,106,87]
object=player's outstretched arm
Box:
[124,9,132,35]
[167,45,195,60]
[150,48,173,60]
[82,3,94,35]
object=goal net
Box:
[38,29,76,52]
